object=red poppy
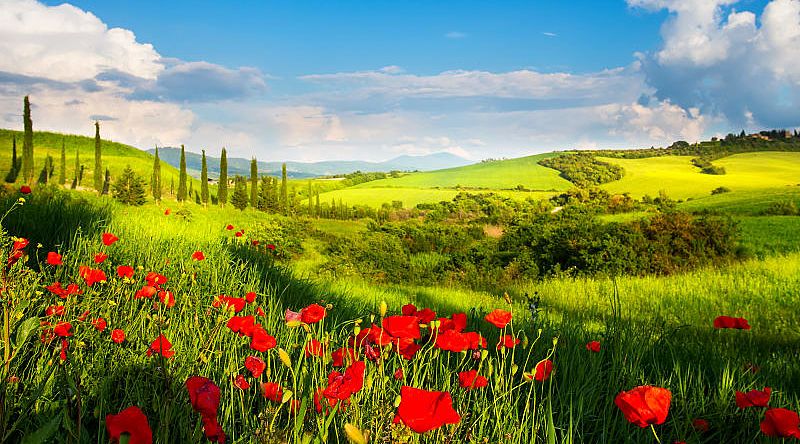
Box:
[284,308,302,323]
[300,303,326,324]
[227,316,257,337]
[93,317,107,332]
[45,305,65,317]
[760,408,800,438]
[185,376,225,443]
[111,329,125,343]
[496,334,520,350]
[332,347,359,367]
[615,385,672,428]
[19,185,31,194]
[323,361,366,401]
[117,265,134,279]
[394,368,404,380]
[46,252,62,266]
[261,381,283,403]
[713,316,751,330]
[435,330,470,353]
[144,272,167,287]
[234,374,250,390]
[225,224,234,230]
[249,326,277,352]
[94,253,108,264]
[102,233,119,246]
[245,292,257,303]
[586,341,601,353]
[532,359,553,382]
[158,291,175,308]
[395,386,461,433]
[135,286,157,299]
[60,338,69,361]
[267,243,276,250]
[78,310,90,321]
[235,231,243,238]
[245,355,266,378]
[256,306,265,317]
[393,337,421,360]
[692,418,710,433]
[213,296,246,313]
[438,313,467,333]
[314,387,339,414]
[463,331,487,350]
[485,309,512,328]
[251,240,259,246]
[383,316,421,339]
[735,387,771,408]
[191,251,205,261]
[305,339,325,357]
[54,322,72,337]
[164,208,171,215]
[146,334,175,358]
[79,266,107,286]
[105,406,153,444]
[458,370,488,389]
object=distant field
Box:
[317,187,555,208]
[351,152,572,191]
[600,152,800,199]
[680,186,800,215]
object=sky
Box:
[1,0,797,162]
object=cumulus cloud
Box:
[629,0,800,129]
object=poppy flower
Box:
[105,406,153,444]
[46,252,62,266]
[245,292,257,303]
[249,326,277,352]
[251,240,259,246]
[235,231,243,238]
[435,330,470,353]
[760,408,800,438]
[242,356,266,379]
[135,286,157,299]
[531,359,553,382]
[79,266,107,286]
[261,381,283,403]
[586,341,601,353]
[314,387,339,414]
[692,418,710,433]
[463,331,487,350]
[213,296,246,313]
[393,337,421,360]
[266,244,276,251]
[94,253,108,264]
[402,305,436,324]
[225,224,234,230]
[164,208,171,215]
[19,185,31,194]
[485,309,512,328]
[147,334,175,358]
[735,387,771,408]
[234,375,250,390]
[191,251,205,261]
[256,306,265,317]
[78,310,90,321]
[185,376,225,443]
[458,370,488,389]
[284,309,302,324]
[305,338,325,357]
[45,305,65,317]
[615,385,672,428]
[227,316,257,337]
[439,313,467,333]
[300,303,326,324]
[383,316,421,339]
[394,386,461,433]
[158,291,175,308]
[323,361,366,401]
[496,334,520,350]
[713,316,751,330]
[93,317,107,332]
[332,347,359,367]
[111,329,125,343]
[102,233,119,246]
[394,368,404,380]
[117,265,134,279]
[53,322,72,337]
[60,339,69,361]
[144,272,167,287]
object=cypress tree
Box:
[258,176,270,211]
[188,177,193,198]
[315,191,320,218]
[5,136,19,183]
[218,148,228,206]
[200,150,209,205]
[58,138,66,185]
[152,147,162,201]
[102,168,110,195]
[71,147,79,189]
[22,96,34,184]
[93,121,103,192]
[231,176,248,210]
[280,163,288,212]
[170,177,174,195]
[177,144,187,201]
[307,182,313,216]
[250,158,258,208]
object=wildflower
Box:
[78,310,90,321]
[256,306,265,317]
[117,265,134,279]
[615,385,672,428]
[191,251,205,261]
[496,334,520,350]
[458,370,488,389]
[46,252,62,266]
[305,338,325,357]
[146,334,175,358]
[586,341,601,353]
[45,305,65,317]
[225,224,234,230]
[692,418,710,432]
[435,330,470,353]
[713,316,751,330]
[234,374,250,390]
[93,318,107,332]
[245,292,257,303]
[382,316,421,339]
[158,291,175,308]
[402,304,437,323]
[19,185,31,194]
[164,208,171,215]
[530,359,553,382]
[54,322,72,337]
[213,295,246,313]
[261,381,283,403]
[735,387,771,408]
[235,231,243,238]
[485,309,512,328]
[135,286,157,299]
[394,386,461,433]
[266,243,276,250]
[60,339,69,361]
[105,406,153,444]
[94,253,108,264]
[323,361,366,401]
[244,355,266,378]
[394,368,404,380]
[249,326,276,352]
[111,329,125,344]
[760,408,800,438]
[144,272,167,287]
[79,266,106,286]
[185,376,225,443]
[102,233,119,246]
[331,347,359,367]
[300,303,326,324]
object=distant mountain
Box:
[147,148,473,178]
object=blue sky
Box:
[1,0,796,162]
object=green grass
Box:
[680,187,800,215]
[599,152,800,199]
[318,187,556,209]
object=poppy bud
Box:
[521,332,529,348]
[379,301,387,318]
[353,324,361,337]
[281,389,293,404]
[503,292,512,305]
[394,394,402,408]
[511,364,518,375]
[344,424,368,444]
[552,337,559,346]
[480,350,489,361]
[278,348,292,370]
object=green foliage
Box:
[763,200,799,216]
[151,147,162,201]
[200,150,209,205]
[36,155,54,184]
[21,96,34,183]
[231,175,249,210]
[218,148,228,205]
[112,165,147,206]
[93,121,102,192]
[177,144,187,201]
[538,153,625,187]
[102,168,111,195]
[711,186,732,195]
[58,139,66,185]
[280,163,288,212]
[249,157,258,208]
[5,136,19,183]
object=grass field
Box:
[316,187,555,208]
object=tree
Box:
[58,138,66,185]
[257,176,271,211]
[37,155,53,184]
[315,191,320,218]
[70,147,79,189]
[102,168,111,195]
[93,121,103,192]
[112,165,146,205]
[218,148,228,206]
[280,163,288,212]
[307,182,313,216]
[250,158,258,208]
[21,96,34,184]
[152,147,162,201]
[170,177,174,195]
[5,136,19,183]
[177,144,187,201]
[200,150,209,205]
[231,176,248,210]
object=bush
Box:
[763,200,799,216]
[111,166,146,206]
[711,186,732,195]
[538,153,625,187]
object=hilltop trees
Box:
[177,145,187,202]
[113,166,146,205]
[250,158,258,208]
[231,176,248,210]
[152,147,162,201]
[5,136,20,183]
[201,150,209,205]
[59,139,66,185]
[93,121,103,192]
[218,148,228,206]
[21,96,34,184]
[71,147,80,189]
[280,163,288,212]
